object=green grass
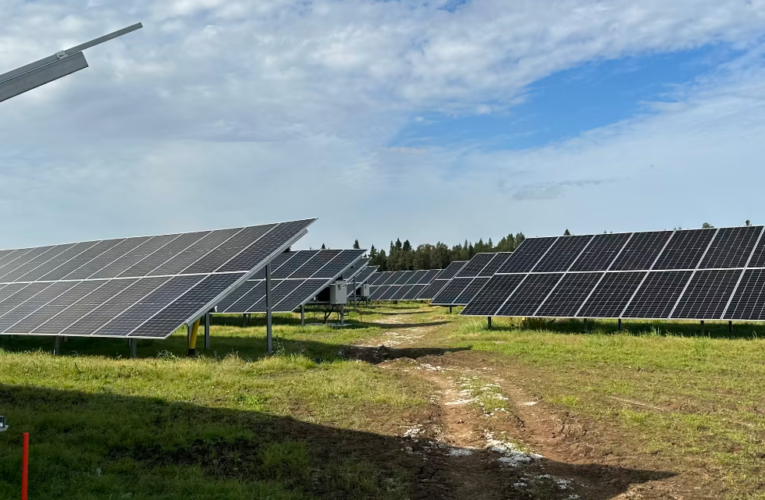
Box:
[0,306,432,499]
[2,302,764,498]
[448,315,765,499]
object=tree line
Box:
[350,233,526,271]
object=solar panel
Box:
[724,269,765,320]
[366,268,442,302]
[701,226,763,269]
[609,231,673,271]
[671,269,741,319]
[535,272,602,317]
[391,285,414,300]
[436,261,468,280]
[463,224,765,322]
[461,274,526,316]
[403,284,426,300]
[219,249,366,313]
[576,272,646,319]
[497,238,557,273]
[432,253,510,305]
[569,233,632,272]
[454,277,491,305]
[346,265,377,297]
[418,261,467,300]
[652,229,716,270]
[456,254,495,277]
[0,219,314,339]
[621,271,692,319]
[478,253,513,277]
[496,273,563,317]
[370,285,389,300]
[532,235,593,273]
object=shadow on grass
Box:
[482,317,765,340]
[0,385,676,499]
[343,345,470,365]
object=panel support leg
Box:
[700,320,705,333]
[130,339,137,359]
[188,319,200,356]
[487,317,492,329]
[301,304,305,327]
[204,312,211,350]
[618,318,622,331]
[728,321,732,334]
[54,336,61,356]
[449,305,453,314]
[583,318,588,332]
[266,262,273,355]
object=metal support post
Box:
[487,317,492,329]
[301,304,305,327]
[700,320,705,332]
[266,262,273,355]
[204,313,211,350]
[728,320,732,334]
[130,339,137,358]
[618,318,622,331]
[54,336,61,356]
[188,319,200,356]
[449,305,453,314]
[583,318,588,332]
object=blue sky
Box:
[392,45,742,152]
[2,0,765,251]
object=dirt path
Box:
[345,311,683,500]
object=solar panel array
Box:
[417,261,468,300]
[347,266,378,298]
[216,249,366,313]
[462,226,765,321]
[431,253,513,306]
[368,269,441,301]
[0,219,315,339]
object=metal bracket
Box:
[56,51,68,59]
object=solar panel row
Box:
[431,253,513,306]
[218,249,366,313]
[463,226,765,320]
[345,266,378,298]
[368,269,441,301]
[0,219,315,338]
[417,261,468,300]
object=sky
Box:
[2,0,765,252]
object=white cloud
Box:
[1,0,765,249]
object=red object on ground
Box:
[22,432,28,500]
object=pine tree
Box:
[353,239,360,249]
[563,229,571,236]
[745,220,752,226]
[321,243,326,249]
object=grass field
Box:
[0,303,763,499]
